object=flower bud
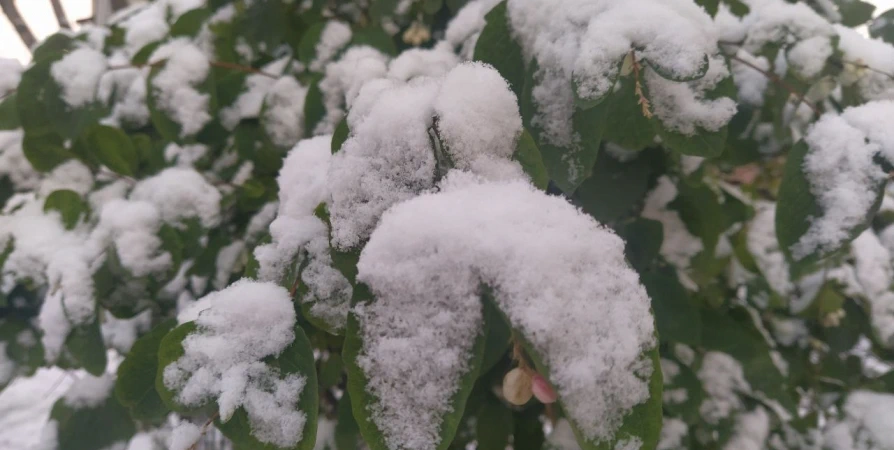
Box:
[502,367,533,405]
[531,374,558,404]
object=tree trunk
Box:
[49,0,71,29]
[0,0,36,50]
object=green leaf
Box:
[215,325,319,450]
[513,129,549,190]
[473,1,526,98]
[51,394,136,450]
[335,391,361,450]
[84,125,139,176]
[31,33,74,62]
[332,117,350,154]
[44,190,89,229]
[695,0,720,16]
[476,395,513,450]
[319,353,344,388]
[599,76,657,151]
[65,319,107,376]
[522,60,607,193]
[351,27,397,56]
[513,407,545,450]
[22,129,71,172]
[573,148,660,225]
[838,0,876,26]
[170,7,212,37]
[776,141,885,277]
[343,301,488,450]
[870,9,894,44]
[618,218,663,273]
[504,308,662,450]
[298,22,328,67]
[641,267,701,346]
[115,319,177,421]
[654,74,735,158]
[480,292,512,374]
[156,321,202,413]
[0,93,20,130]
[304,80,326,134]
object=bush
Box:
[2,0,894,449]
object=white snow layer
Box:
[353,175,655,449]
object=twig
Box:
[630,51,653,119]
[108,60,278,79]
[187,413,220,450]
[728,53,822,116]
[837,58,894,80]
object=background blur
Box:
[3,0,894,65]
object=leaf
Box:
[505,309,662,450]
[641,267,701,346]
[170,8,213,37]
[473,1,526,98]
[31,33,74,62]
[304,80,326,134]
[476,395,513,450]
[351,27,397,56]
[776,141,885,277]
[838,0,876,26]
[480,292,512,375]
[115,319,177,421]
[215,325,319,450]
[298,22,328,67]
[573,148,660,225]
[599,76,657,151]
[83,124,139,176]
[22,129,71,172]
[319,353,344,388]
[65,319,108,377]
[653,74,736,158]
[870,9,894,44]
[513,129,549,190]
[51,394,136,450]
[513,407,545,450]
[618,218,663,273]
[343,301,488,450]
[44,190,89,229]
[335,391,361,450]
[522,60,607,193]
[0,93,19,130]
[156,321,202,413]
[332,117,350,154]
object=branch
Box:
[728,53,822,116]
[48,0,71,29]
[1,0,37,49]
[836,58,894,80]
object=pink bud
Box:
[531,374,558,404]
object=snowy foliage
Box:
[3,0,894,449]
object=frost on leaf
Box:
[790,101,894,261]
[506,0,730,147]
[328,62,524,250]
[163,280,310,448]
[254,135,353,332]
[352,175,656,450]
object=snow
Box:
[698,351,749,424]
[62,374,115,409]
[747,201,793,296]
[93,199,172,278]
[386,43,460,81]
[97,64,150,128]
[793,101,894,260]
[50,47,108,108]
[263,76,308,148]
[354,176,655,448]
[38,160,95,197]
[724,408,770,450]
[310,22,352,73]
[657,418,687,450]
[0,368,71,450]
[834,25,894,101]
[444,0,501,58]
[731,50,770,107]
[739,0,836,62]
[314,46,390,135]
[641,177,703,268]
[826,390,894,450]
[851,231,894,347]
[169,422,202,450]
[121,3,170,52]
[131,167,222,228]
[102,310,152,354]
[0,58,23,96]
[506,0,724,145]
[163,279,308,447]
[148,39,212,138]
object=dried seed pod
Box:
[503,367,533,405]
[531,374,558,404]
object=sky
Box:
[3,0,894,64]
